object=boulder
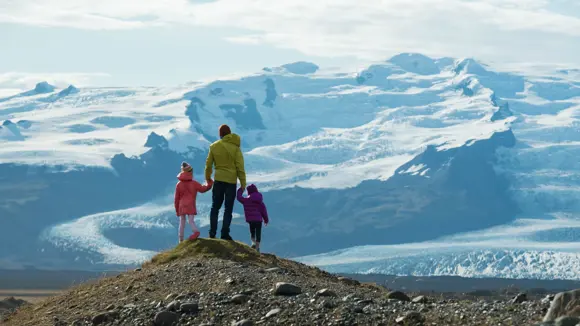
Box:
[274,282,302,296]
[512,293,528,304]
[337,277,360,286]
[544,289,580,322]
[180,302,199,314]
[230,294,249,304]
[395,311,425,325]
[154,311,179,326]
[555,316,580,326]
[316,289,337,297]
[387,291,411,302]
[92,311,119,325]
[412,296,429,304]
[232,320,253,326]
[265,308,281,318]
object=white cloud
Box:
[2,0,580,64]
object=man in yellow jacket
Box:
[205,124,247,240]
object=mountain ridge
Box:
[0,53,579,280]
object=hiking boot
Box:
[221,235,234,241]
[251,244,256,249]
[188,231,201,241]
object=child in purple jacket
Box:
[237,184,269,252]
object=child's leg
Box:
[187,215,199,233]
[255,222,262,244]
[187,215,200,240]
[254,222,262,252]
[249,223,256,247]
[178,216,186,242]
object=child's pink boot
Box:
[189,231,201,241]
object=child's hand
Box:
[264,222,268,227]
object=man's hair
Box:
[219,124,231,138]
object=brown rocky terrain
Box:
[2,239,578,326]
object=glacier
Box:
[1,54,580,279]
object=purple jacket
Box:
[236,184,269,223]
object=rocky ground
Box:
[1,239,577,326]
[0,297,28,321]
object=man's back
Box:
[205,133,246,189]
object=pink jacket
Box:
[174,171,212,216]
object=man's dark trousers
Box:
[209,180,237,238]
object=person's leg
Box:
[255,222,262,252]
[209,182,225,238]
[249,223,257,248]
[187,215,200,240]
[255,222,262,243]
[220,182,237,239]
[178,216,186,243]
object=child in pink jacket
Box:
[174,162,213,243]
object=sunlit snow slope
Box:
[1,53,580,279]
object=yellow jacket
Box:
[204,133,247,189]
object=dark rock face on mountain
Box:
[454,59,525,98]
[281,61,319,75]
[263,78,277,108]
[491,102,514,122]
[33,81,56,94]
[57,85,80,97]
[185,97,204,123]
[144,132,169,148]
[219,99,266,130]
[16,120,32,129]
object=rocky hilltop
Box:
[3,239,579,326]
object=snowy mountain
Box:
[1,53,580,279]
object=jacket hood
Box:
[177,171,193,181]
[222,133,241,147]
[247,184,262,202]
[247,184,258,194]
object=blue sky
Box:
[1,0,580,89]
